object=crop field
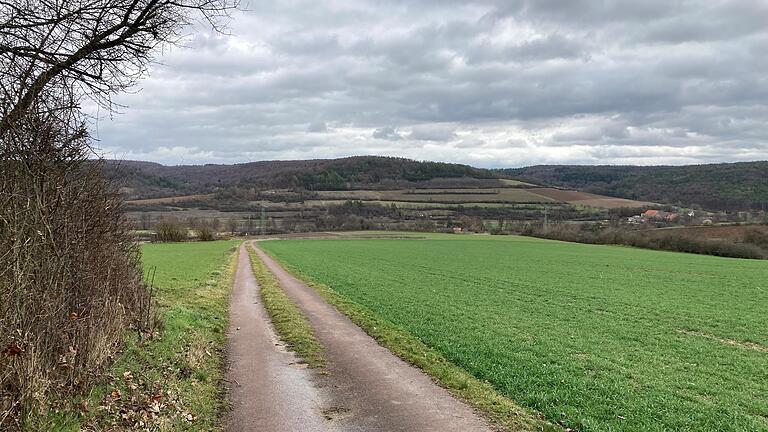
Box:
[125,193,214,205]
[260,235,768,431]
[316,188,555,203]
[310,187,653,208]
[301,199,523,209]
[528,188,652,208]
[500,179,537,187]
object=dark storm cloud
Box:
[96,0,768,167]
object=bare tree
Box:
[227,216,238,235]
[154,218,188,242]
[0,0,238,427]
[140,211,151,229]
[0,0,238,133]
[197,218,214,240]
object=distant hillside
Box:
[503,161,768,211]
[107,156,503,199]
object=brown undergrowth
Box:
[0,117,151,429]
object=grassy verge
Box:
[260,248,556,432]
[247,244,324,368]
[31,240,239,431]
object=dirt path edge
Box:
[251,243,499,432]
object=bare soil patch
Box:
[125,194,213,205]
[528,188,652,208]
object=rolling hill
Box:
[113,156,655,236]
[106,156,502,200]
[110,156,768,213]
[504,161,768,211]
[114,156,766,248]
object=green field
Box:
[38,240,239,431]
[260,235,768,431]
[122,240,239,429]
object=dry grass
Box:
[1,117,150,429]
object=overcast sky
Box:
[94,0,768,168]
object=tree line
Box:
[106,156,505,199]
[505,162,768,211]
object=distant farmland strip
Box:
[316,188,555,203]
[125,193,214,205]
[528,188,652,208]
[124,188,646,209]
[500,179,537,187]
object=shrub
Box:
[743,228,768,249]
[520,224,766,260]
[154,220,188,242]
[197,222,216,241]
[0,116,151,426]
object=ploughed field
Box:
[261,235,768,431]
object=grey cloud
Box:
[407,124,457,142]
[467,34,591,64]
[454,138,486,148]
[372,126,403,141]
[95,0,768,167]
[307,122,328,133]
[600,120,630,139]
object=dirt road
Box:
[226,243,339,431]
[226,242,493,431]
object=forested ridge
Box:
[107,156,502,199]
[504,161,768,211]
[109,156,768,212]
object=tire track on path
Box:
[225,243,340,432]
[248,242,494,432]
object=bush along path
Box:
[226,242,545,432]
[30,240,240,431]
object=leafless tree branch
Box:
[0,0,239,136]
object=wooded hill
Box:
[107,156,502,200]
[504,161,768,211]
[109,156,768,212]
